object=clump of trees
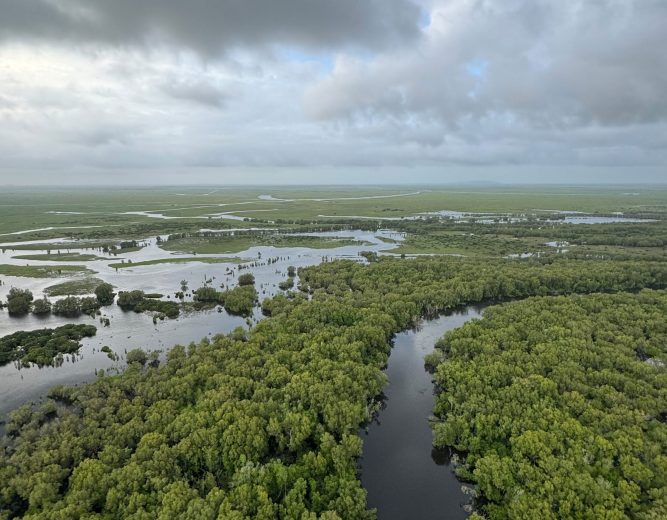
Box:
[94,282,116,306]
[194,284,257,316]
[431,291,667,519]
[6,288,33,316]
[126,348,147,365]
[238,273,255,286]
[117,290,146,310]
[52,295,100,317]
[117,289,179,319]
[0,324,97,367]
[31,297,52,315]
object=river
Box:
[360,307,483,519]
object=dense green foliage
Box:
[6,288,33,316]
[31,297,52,316]
[0,324,97,367]
[194,285,258,316]
[117,290,146,310]
[52,296,100,317]
[125,348,148,365]
[1,255,665,518]
[432,292,667,519]
[95,283,116,306]
[238,273,256,286]
[116,291,180,319]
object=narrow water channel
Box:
[360,307,483,519]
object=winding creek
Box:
[360,308,482,519]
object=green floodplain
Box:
[0,185,666,519]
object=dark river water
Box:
[360,308,483,520]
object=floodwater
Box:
[0,229,404,419]
[360,307,483,520]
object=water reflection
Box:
[359,308,482,520]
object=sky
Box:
[0,0,665,185]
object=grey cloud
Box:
[305,0,667,128]
[161,79,226,108]
[0,0,422,55]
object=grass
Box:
[161,234,368,254]
[1,241,142,253]
[44,277,106,296]
[0,264,94,278]
[108,257,250,269]
[1,186,664,240]
[391,231,547,257]
[12,253,107,262]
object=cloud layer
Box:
[0,0,665,182]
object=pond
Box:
[360,307,483,519]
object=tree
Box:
[53,296,82,317]
[126,348,148,365]
[238,273,255,286]
[32,297,52,315]
[95,283,116,306]
[6,288,33,315]
[117,290,145,310]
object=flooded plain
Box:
[0,229,404,417]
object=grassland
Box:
[12,253,107,262]
[161,234,368,254]
[391,231,547,257]
[44,278,106,296]
[1,186,665,242]
[0,264,94,278]
[108,257,249,269]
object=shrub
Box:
[94,283,116,306]
[7,288,33,316]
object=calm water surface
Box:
[360,308,483,520]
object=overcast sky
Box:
[0,0,665,185]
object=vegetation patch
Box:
[12,253,106,262]
[44,277,105,296]
[431,291,667,519]
[162,232,367,254]
[0,264,93,278]
[108,256,249,269]
[194,284,258,316]
[0,324,97,367]
[117,290,180,319]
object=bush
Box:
[117,290,146,310]
[94,283,116,306]
[126,348,147,365]
[221,285,257,316]
[194,286,220,302]
[278,277,295,290]
[238,273,255,286]
[80,297,101,315]
[7,288,33,316]
[32,297,52,315]
[53,296,83,317]
[134,299,180,319]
